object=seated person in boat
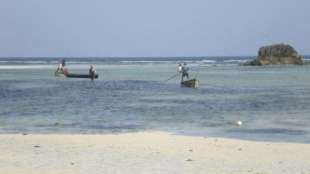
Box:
[63,68,69,76]
[181,62,189,82]
[89,65,96,80]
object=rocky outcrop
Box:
[244,44,303,66]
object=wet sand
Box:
[0,132,310,174]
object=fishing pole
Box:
[191,63,204,78]
[164,73,179,82]
[194,67,201,78]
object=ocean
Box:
[1,57,310,143]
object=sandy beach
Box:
[0,132,309,174]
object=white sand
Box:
[0,132,310,174]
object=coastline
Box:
[0,132,309,174]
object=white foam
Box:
[119,60,177,64]
[0,60,58,64]
[201,59,217,63]
[224,59,248,63]
[0,65,55,70]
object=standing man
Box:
[181,62,189,82]
[55,59,65,74]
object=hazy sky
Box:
[0,0,309,57]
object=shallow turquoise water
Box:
[0,58,310,143]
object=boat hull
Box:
[55,72,98,79]
[66,74,99,79]
[181,79,199,88]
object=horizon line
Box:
[0,54,309,59]
[0,55,269,59]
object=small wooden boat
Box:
[181,78,199,88]
[66,73,98,79]
[55,71,98,79]
[55,71,66,77]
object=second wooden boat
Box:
[55,71,98,79]
[66,73,99,79]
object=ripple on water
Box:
[226,128,308,136]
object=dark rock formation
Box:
[244,44,303,66]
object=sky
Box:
[0,0,309,57]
